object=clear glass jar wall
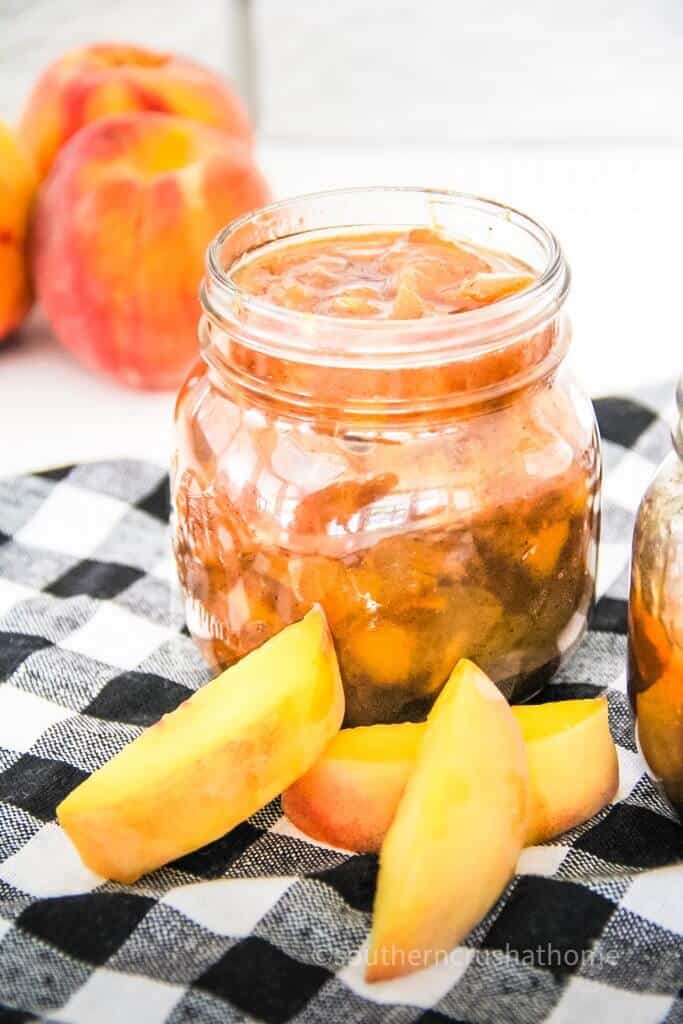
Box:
[628,379,683,816]
[172,188,601,725]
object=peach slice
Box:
[516,697,618,845]
[283,723,423,852]
[523,520,570,576]
[283,696,617,852]
[58,607,344,883]
[366,659,528,981]
[455,271,536,304]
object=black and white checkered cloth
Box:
[0,382,682,1024]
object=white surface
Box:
[59,969,184,1024]
[15,481,130,557]
[163,876,295,935]
[0,822,102,896]
[0,685,72,752]
[620,863,683,934]
[615,745,645,802]
[544,976,673,1024]
[253,0,683,143]
[515,844,569,878]
[339,939,475,1007]
[61,603,175,671]
[2,139,682,477]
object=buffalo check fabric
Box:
[0,384,682,1024]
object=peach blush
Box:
[20,42,252,180]
[282,696,618,852]
[33,112,270,389]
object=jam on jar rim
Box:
[204,188,568,334]
[198,188,571,419]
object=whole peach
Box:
[0,121,36,341]
[33,113,270,389]
[20,43,253,181]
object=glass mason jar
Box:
[628,379,683,817]
[172,188,601,725]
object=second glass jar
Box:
[172,188,601,725]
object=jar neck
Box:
[199,188,571,420]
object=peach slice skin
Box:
[366,659,528,981]
[58,607,344,883]
[283,723,423,852]
[283,695,618,852]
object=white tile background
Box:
[3,0,683,143]
[252,0,683,144]
[0,0,249,125]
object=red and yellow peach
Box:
[32,112,270,389]
[20,43,252,181]
[0,121,36,341]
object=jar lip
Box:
[675,375,683,458]
[203,186,570,367]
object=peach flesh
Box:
[58,608,344,883]
[366,659,528,981]
[283,696,618,852]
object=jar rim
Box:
[675,375,683,458]
[202,186,570,371]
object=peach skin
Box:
[366,659,528,981]
[58,607,344,883]
[283,696,618,851]
[20,43,252,181]
[32,112,270,389]
[283,723,423,851]
[0,121,36,341]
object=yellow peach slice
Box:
[456,271,536,303]
[366,659,528,981]
[283,696,617,852]
[283,723,423,851]
[58,607,344,883]
[515,697,618,844]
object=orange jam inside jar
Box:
[172,188,601,725]
[628,381,683,817]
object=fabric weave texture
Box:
[0,382,681,1023]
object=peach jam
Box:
[172,188,601,725]
[628,380,683,817]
